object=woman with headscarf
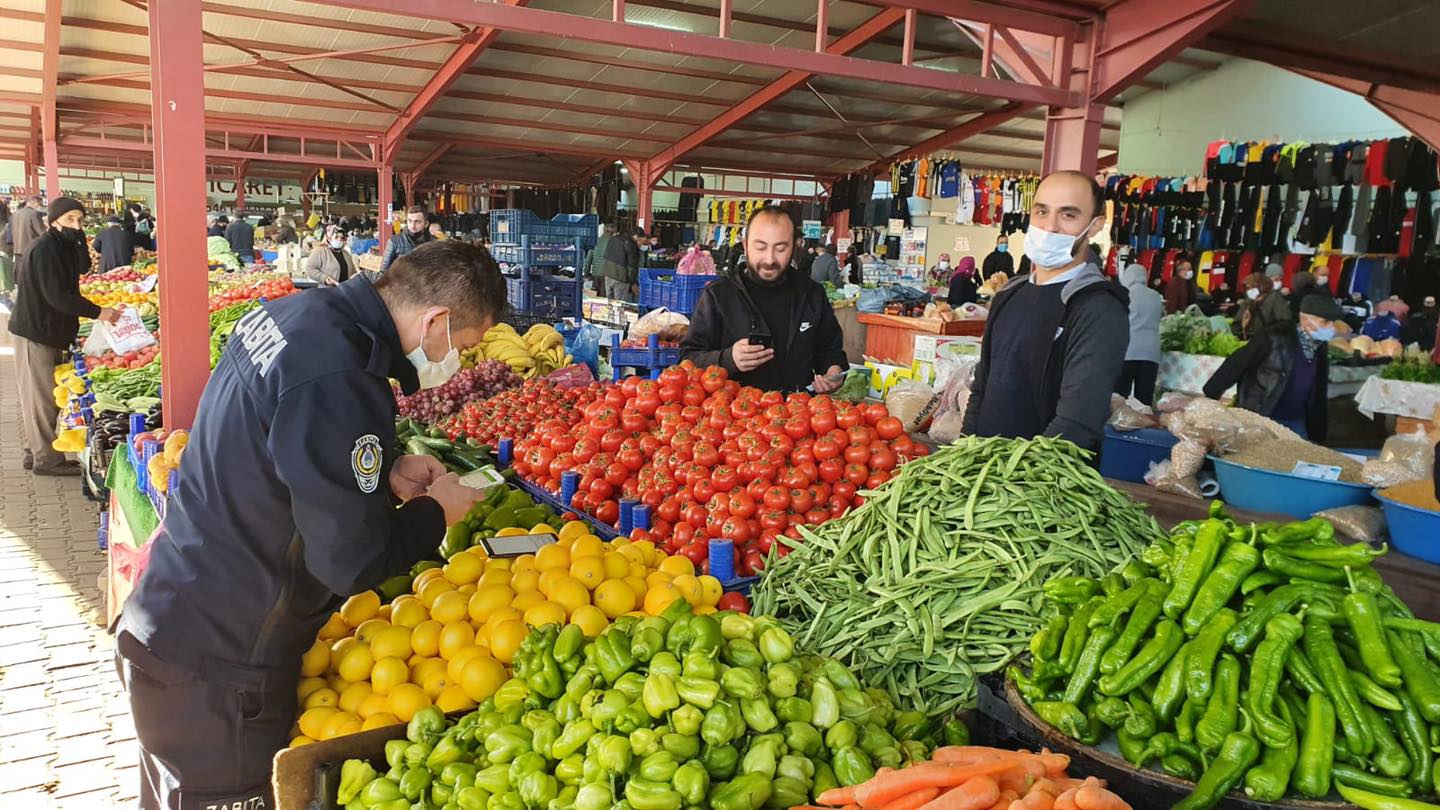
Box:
[1115,263,1164,406]
[946,256,978,307]
[1233,273,1292,340]
[1164,258,1197,314]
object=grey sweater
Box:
[1119,263,1163,363]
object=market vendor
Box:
[1203,294,1344,440]
[962,171,1129,454]
[980,233,1013,282]
[115,241,504,810]
[681,204,847,392]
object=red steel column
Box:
[148,0,210,429]
[378,163,393,251]
[1041,104,1106,174]
[42,140,60,200]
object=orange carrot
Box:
[876,787,940,810]
[996,768,1035,796]
[985,789,1020,810]
[932,747,1028,763]
[1014,789,1055,810]
[856,761,1022,807]
[1041,778,1086,794]
[1072,779,1128,810]
[1052,788,1079,810]
[1031,752,1070,776]
[816,787,858,806]
[915,777,1001,810]
[1024,779,1059,798]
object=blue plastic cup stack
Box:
[708,539,735,582]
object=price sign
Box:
[888,218,904,235]
[1291,461,1343,482]
[802,220,822,239]
[954,236,971,252]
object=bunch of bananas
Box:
[462,323,572,379]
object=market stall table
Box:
[1160,350,1384,399]
[856,312,983,366]
[1356,375,1440,434]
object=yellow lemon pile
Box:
[289,520,724,747]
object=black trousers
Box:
[115,631,294,810]
[1114,359,1159,407]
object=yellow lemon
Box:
[327,675,353,694]
[338,681,373,715]
[511,591,546,613]
[534,544,571,571]
[290,735,316,748]
[430,589,469,625]
[468,585,516,623]
[447,646,485,684]
[329,636,358,672]
[629,560,650,579]
[300,639,330,678]
[323,710,363,740]
[339,591,381,627]
[370,625,414,661]
[602,552,631,581]
[370,657,409,695]
[354,618,390,645]
[495,527,531,538]
[362,712,401,731]
[297,676,329,702]
[436,685,476,713]
[444,552,485,586]
[530,523,558,536]
[357,692,391,720]
[695,604,717,616]
[510,569,541,593]
[510,555,538,575]
[537,569,572,598]
[570,605,609,638]
[420,667,452,699]
[615,544,645,565]
[658,555,694,577]
[376,605,392,622]
[633,540,658,564]
[418,578,456,610]
[487,558,513,572]
[478,568,512,589]
[387,683,430,722]
[570,556,605,589]
[483,607,523,633]
[389,596,429,629]
[316,612,350,641]
[438,621,476,660]
[411,658,448,689]
[593,580,637,618]
[461,655,507,702]
[558,521,589,543]
[489,620,528,664]
[645,570,674,590]
[623,577,649,601]
[548,579,591,614]
[523,600,569,629]
[410,621,443,658]
[304,687,339,710]
[458,584,476,596]
[671,574,702,607]
[644,585,681,617]
[698,575,723,607]
[297,707,338,739]
[412,567,446,593]
[571,534,604,560]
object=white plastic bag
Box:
[885,378,942,433]
[95,307,157,355]
[629,308,689,342]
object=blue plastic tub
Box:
[1210,455,1374,519]
[1099,426,1178,483]
[638,268,716,315]
[1375,491,1440,564]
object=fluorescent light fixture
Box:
[629,19,691,33]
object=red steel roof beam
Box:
[41,0,61,198]
[865,103,1032,173]
[1292,69,1440,154]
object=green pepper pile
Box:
[335,599,944,810]
[1013,502,1440,810]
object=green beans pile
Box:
[751,436,1161,717]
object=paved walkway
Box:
[0,324,139,808]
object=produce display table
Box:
[1355,375,1440,434]
[1160,350,1380,399]
[856,312,984,366]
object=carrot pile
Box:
[798,746,1132,810]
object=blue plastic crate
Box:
[490,210,598,246]
[1099,426,1178,483]
[609,333,681,379]
[638,268,716,315]
[492,236,586,266]
[506,273,582,318]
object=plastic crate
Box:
[609,333,681,380]
[1098,426,1178,483]
[638,268,716,315]
[505,273,583,319]
[492,236,585,267]
[490,210,598,245]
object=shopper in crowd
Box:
[205,212,221,237]
[11,194,47,258]
[304,227,358,285]
[1406,295,1440,352]
[225,211,256,267]
[0,200,11,294]
[980,233,1014,282]
[1114,262,1164,406]
[130,203,156,250]
[428,222,448,241]
[925,252,953,293]
[214,215,230,239]
[810,243,842,286]
[1204,294,1342,440]
[1287,270,1323,318]
[117,241,501,810]
[1233,273,1292,340]
[795,243,815,279]
[681,205,846,393]
[599,227,643,301]
[845,243,864,285]
[1164,257,1197,313]
[1361,300,1403,341]
[275,217,298,245]
[91,216,135,273]
[583,224,615,296]
[946,256,979,307]
[379,206,435,273]
[1340,290,1372,332]
[9,198,122,475]
[962,171,1128,454]
[1211,280,1236,314]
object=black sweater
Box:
[10,228,101,349]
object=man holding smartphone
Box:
[681,205,847,392]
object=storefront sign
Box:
[207,180,302,204]
[802,220,822,239]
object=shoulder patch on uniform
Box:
[352,434,383,493]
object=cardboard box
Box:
[912,334,980,365]
[863,360,912,398]
[274,722,417,810]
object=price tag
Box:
[888,218,904,235]
[1291,461,1343,481]
[478,533,558,558]
[135,275,159,293]
[954,236,970,252]
[836,238,852,253]
[458,467,506,491]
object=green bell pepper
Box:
[941,718,969,747]
[616,698,653,734]
[662,732,700,761]
[721,668,764,700]
[409,706,448,746]
[485,725,532,764]
[709,773,773,810]
[631,627,665,664]
[639,750,680,782]
[553,755,583,787]
[474,764,511,795]
[643,672,681,718]
[724,639,765,670]
[649,652,682,680]
[338,759,377,805]
[361,778,404,805]
[758,628,795,664]
[488,790,525,810]
[551,719,596,759]
[702,743,740,780]
[665,617,694,656]
[615,672,648,702]
[399,767,433,802]
[456,786,491,810]
[442,762,478,790]
[689,616,723,653]
[768,777,809,809]
[596,631,635,683]
[553,624,584,663]
[889,710,929,743]
[810,678,840,729]
[779,755,815,785]
[740,737,781,778]
[589,689,629,731]
[666,704,700,736]
[782,721,823,757]
[630,727,661,758]
[494,679,531,713]
[384,739,408,771]
[776,697,813,724]
[825,720,859,751]
[526,654,564,701]
[673,760,710,806]
[564,667,597,702]
[767,662,799,699]
[720,613,756,641]
[506,751,545,789]
[740,698,778,733]
[573,783,612,810]
[625,779,682,810]
[812,761,838,802]
[682,650,719,681]
[517,771,558,809]
[676,677,720,710]
[404,741,434,769]
[594,734,632,775]
[832,746,875,786]
[701,701,744,746]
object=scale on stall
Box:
[476,532,557,558]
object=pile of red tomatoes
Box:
[207,277,298,312]
[510,362,926,576]
[443,379,597,448]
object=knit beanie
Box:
[48,196,85,222]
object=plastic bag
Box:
[1377,427,1436,483]
[857,288,890,313]
[570,323,603,373]
[833,369,870,403]
[1169,438,1209,479]
[96,307,158,355]
[1155,392,1195,413]
[1362,459,1420,489]
[1145,460,1205,498]
[927,353,980,435]
[629,308,689,342]
[545,363,595,389]
[1314,505,1387,544]
[1109,395,1159,431]
[885,378,942,433]
[928,410,966,444]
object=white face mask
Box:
[937,261,950,270]
[1183,271,1194,280]
[329,239,345,250]
[406,311,461,389]
[1025,218,1098,270]
[1246,288,1261,300]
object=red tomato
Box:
[717,592,750,613]
[843,444,871,466]
[692,442,720,468]
[844,462,869,485]
[783,417,811,441]
[910,444,931,457]
[701,366,728,393]
[658,498,681,523]
[780,466,809,489]
[706,510,728,537]
[745,478,769,501]
[595,500,620,525]
[602,462,628,486]
[866,471,891,488]
[809,410,837,435]
[759,508,788,531]
[691,479,717,503]
[828,496,849,517]
[618,447,645,471]
[604,387,627,408]
[812,436,841,461]
[683,385,707,407]
[727,492,756,518]
[833,481,857,501]
[711,465,739,493]
[683,504,707,529]
[789,487,814,514]
[679,541,709,567]
[790,445,815,466]
[756,531,776,554]
[869,447,898,471]
[763,486,790,510]
[835,407,862,429]
[741,549,765,576]
[876,416,904,440]
[720,517,753,542]
[892,434,915,454]
[804,508,829,525]
[673,521,696,545]
[818,458,844,483]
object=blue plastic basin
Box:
[1099,426,1178,483]
[1376,491,1440,564]
[1210,455,1374,519]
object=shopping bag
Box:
[96,307,158,355]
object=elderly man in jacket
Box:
[11,195,47,257]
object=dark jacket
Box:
[961,264,1130,453]
[9,228,101,349]
[947,274,978,307]
[379,227,434,272]
[980,249,1013,282]
[600,236,639,283]
[225,218,255,258]
[10,205,46,257]
[119,277,445,684]
[91,224,134,272]
[207,224,226,237]
[680,267,847,392]
[1203,322,1329,442]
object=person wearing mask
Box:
[681,205,846,392]
[11,194,47,258]
[1405,295,1440,351]
[1232,274,1292,340]
[583,224,615,296]
[925,253,954,293]
[9,198,123,475]
[1114,263,1164,406]
[1211,280,1236,314]
[599,227,643,301]
[962,171,1129,454]
[810,243,842,286]
[1204,295,1343,440]
[225,211,256,267]
[305,227,359,285]
[946,256,978,307]
[980,234,1014,282]
[116,242,503,810]
[275,218,299,245]
[91,216,135,272]
[206,212,224,238]
[1164,258,1197,313]
[379,206,435,273]
[845,243,864,285]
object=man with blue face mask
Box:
[116,240,504,810]
[962,171,1129,454]
[1204,294,1346,439]
[980,233,1013,283]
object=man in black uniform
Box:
[116,241,505,809]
